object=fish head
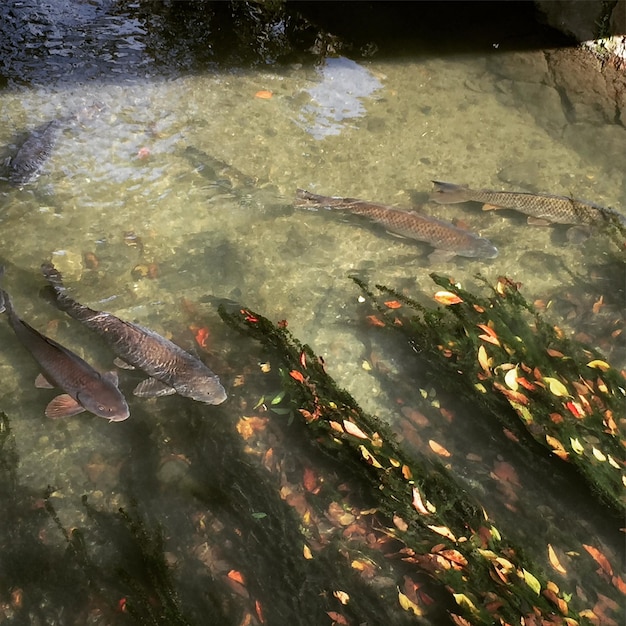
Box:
[76,389,130,422]
[469,237,499,259]
[181,375,228,405]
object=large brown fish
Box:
[430,180,626,227]
[41,263,227,405]
[294,189,498,259]
[0,279,129,421]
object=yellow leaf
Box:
[570,437,585,455]
[358,445,383,468]
[453,593,478,613]
[546,435,569,460]
[398,589,423,616]
[333,590,350,605]
[478,345,492,372]
[592,447,606,462]
[342,420,369,440]
[587,359,610,371]
[522,568,541,595]
[607,455,620,469]
[427,524,457,542]
[543,377,570,397]
[504,366,519,391]
[303,544,313,560]
[548,544,567,575]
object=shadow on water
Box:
[0,0,578,89]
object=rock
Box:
[487,51,551,83]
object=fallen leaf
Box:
[587,359,611,371]
[303,544,313,560]
[326,611,349,625]
[384,300,403,309]
[343,420,369,440]
[255,90,273,99]
[365,314,385,327]
[583,544,613,576]
[428,440,451,457]
[398,589,423,616]
[358,445,383,468]
[393,515,409,532]
[411,486,431,515]
[434,291,463,305]
[427,524,456,542]
[522,568,541,594]
[478,345,492,372]
[333,590,350,605]
[544,377,570,397]
[227,569,245,585]
[548,544,567,575]
[289,370,305,383]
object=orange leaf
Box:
[546,348,564,358]
[384,300,403,309]
[299,350,307,368]
[255,599,265,623]
[289,370,305,383]
[227,569,245,585]
[479,334,501,346]
[612,575,626,594]
[583,544,613,576]
[255,90,273,99]
[434,291,463,305]
[365,314,385,327]
[428,440,451,457]
[193,326,210,348]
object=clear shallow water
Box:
[0,2,624,623]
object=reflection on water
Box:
[297,56,383,139]
[0,1,624,624]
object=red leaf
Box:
[289,370,305,383]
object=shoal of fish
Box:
[2,111,625,421]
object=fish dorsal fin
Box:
[114,357,135,370]
[46,394,85,419]
[35,373,54,389]
[133,378,177,398]
[102,370,119,386]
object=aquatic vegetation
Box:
[351,274,625,517]
[218,302,620,625]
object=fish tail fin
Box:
[41,262,67,293]
[430,181,471,204]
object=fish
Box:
[41,262,227,405]
[8,120,62,188]
[294,189,498,260]
[0,272,129,421]
[430,180,626,227]
[6,103,104,188]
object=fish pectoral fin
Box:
[526,216,552,226]
[481,203,500,211]
[45,394,86,419]
[133,378,177,398]
[114,357,135,370]
[427,249,457,264]
[35,373,54,389]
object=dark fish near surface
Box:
[0,274,129,421]
[41,263,227,405]
[294,189,498,259]
[8,120,62,188]
[430,180,626,227]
